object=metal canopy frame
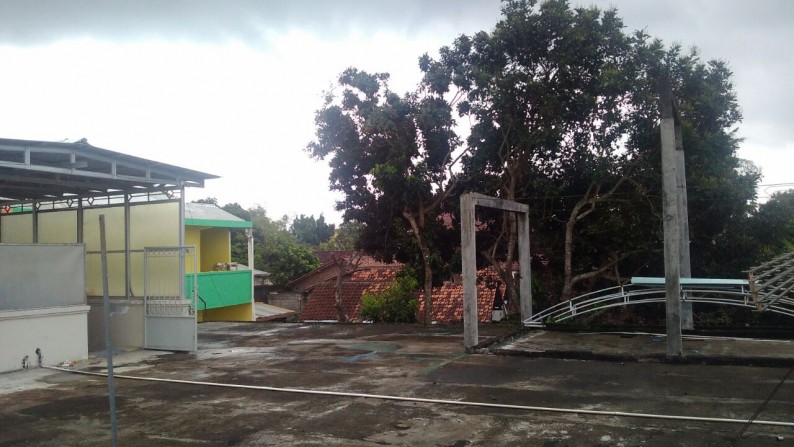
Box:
[0,137,217,300]
[0,137,217,208]
[461,193,531,352]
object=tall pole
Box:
[461,193,478,352]
[100,215,120,446]
[660,80,683,358]
[676,119,694,330]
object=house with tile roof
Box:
[419,267,508,324]
[287,251,400,322]
[296,247,511,324]
[301,266,401,322]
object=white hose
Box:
[45,366,794,428]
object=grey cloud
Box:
[0,0,502,45]
[3,0,790,152]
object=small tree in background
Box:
[359,273,419,323]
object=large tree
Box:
[421,0,640,302]
[420,0,759,303]
[307,68,461,324]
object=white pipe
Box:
[44,366,794,428]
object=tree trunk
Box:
[404,210,433,326]
[334,272,346,323]
[331,252,363,323]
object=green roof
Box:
[185,202,252,228]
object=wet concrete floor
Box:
[1,322,792,446]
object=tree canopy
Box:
[307,0,782,318]
[307,68,461,323]
[290,214,335,247]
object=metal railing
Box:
[524,276,794,327]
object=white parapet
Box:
[0,305,90,374]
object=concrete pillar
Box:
[247,228,256,321]
[517,212,532,322]
[676,123,694,330]
[660,84,683,358]
[461,193,478,352]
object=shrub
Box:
[359,275,419,323]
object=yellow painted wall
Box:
[201,302,253,322]
[185,226,202,274]
[83,207,126,296]
[199,227,230,272]
[39,211,78,243]
[130,202,179,247]
[0,214,33,243]
[129,202,180,295]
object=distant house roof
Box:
[185,202,252,228]
[286,251,396,293]
[0,137,218,207]
[300,266,400,322]
[419,267,506,323]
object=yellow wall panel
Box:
[0,214,33,243]
[130,202,179,249]
[39,211,77,243]
[202,302,253,322]
[83,207,126,296]
[83,207,125,251]
[185,226,202,274]
[200,227,230,272]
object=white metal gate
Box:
[143,246,197,351]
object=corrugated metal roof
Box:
[0,137,218,206]
[185,202,251,228]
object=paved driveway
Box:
[1,322,792,446]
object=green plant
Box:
[359,275,419,323]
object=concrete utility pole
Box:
[676,119,694,330]
[660,81,684,357]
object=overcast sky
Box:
[1,0,791,224]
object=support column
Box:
[517,213,532,321]
[77,199,84,244]
[676,122,694,330]
[124,194,131,299]
[660,82,683,358]
[247,227,255,321]
[32,201,38,243]
[461,193,478,352]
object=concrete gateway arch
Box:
[460,193,531,352]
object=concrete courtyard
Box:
[1,322,792,446]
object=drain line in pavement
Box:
[45,366,794,428]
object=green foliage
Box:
[419,0,763,300]
[359,275,419,323]
[308,66,463,323]
[290,214,335,247]
[318,220,364,250]
[750,190,794,260]
[258,231,320,286]
[211,203,320,287]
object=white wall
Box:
[87,298,145,352]
[0,306,90,373]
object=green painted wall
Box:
[190,270,252,310]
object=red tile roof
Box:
[288,252,398,293]
[418,267,506,323]
[301,264,509,324]
[300,266,400,322]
